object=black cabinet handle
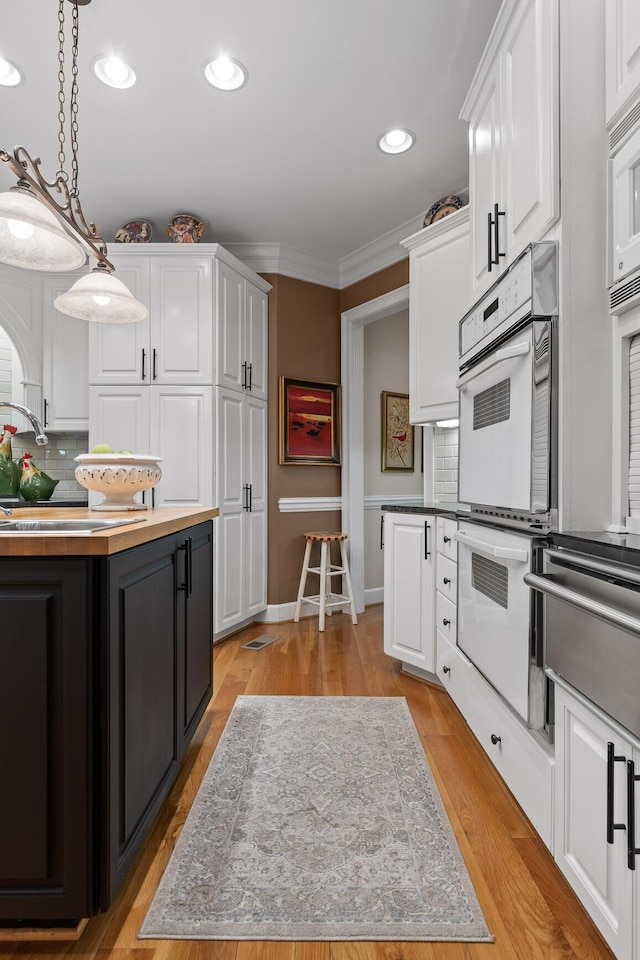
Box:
[248,482,253,513]
[242,361,247,389]
[141,348,146,381]
[627,760,640,869]
[151,487,155,509]
[442,665,450,675]
[442,618,451,626]
[607,742,627,844]
[490,734,501,745]
[380,514,384,550]
[443,577,451,585]
[443,536,451,544]
[152,348,157,380]
[493,203,506,265]
[424,521,430,560]
[43,397,48,428]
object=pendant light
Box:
[0,0,147,323]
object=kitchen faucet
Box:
[0,403,48,445]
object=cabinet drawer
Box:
[436,516,457,561]
[464,663,554,849]
[436,554,457,604]
[436,591,456,642]
[436,629,468,711]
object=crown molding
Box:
[337,214,424,289]
[223,242,340,288]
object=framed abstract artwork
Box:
[381,391,414,471]
[279,377,341,465]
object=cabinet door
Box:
[89,386,150,506]
[606,0,640,124]
[408,214,469,423]
[150,257,213,384]
[468,60,504,297]
[612,127,640,284]
[244,396,267,616]
[88,260,151,384]
[177,521,213,747]
[41,276,89,431]
[215,259,244,393]
[215,387,245,633]
[149,385,213,508]
[383,513,435,671]
[501,0,559,264]
[554,685,633,960]
[245,281,268,400]
[0,559,92,921]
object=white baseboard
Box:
[364,586,384,605]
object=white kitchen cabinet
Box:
[41,274,89,431]
[89,384,213,509]
[400,208,469,424]
[606,0,640,126]
[383,511,435,673]
[460,0,559,299]
[214,387,267,636]
[612,125,640,285]
[215,258,268,401]
[554,680,634,960]
[88,250,213,385]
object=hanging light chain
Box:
[56,0,67,181]
[69,2,80,197]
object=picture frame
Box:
[381,391,414,471]
[279,377,341,465]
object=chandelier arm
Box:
[0,145,113,271]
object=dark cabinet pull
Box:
[627,760,640,869]
[607,742,627,844]
[443,577,451,585]
[424,521,430,560]
[442,665,450,675]
[442,618,451,626]
[248,482,253,513]
[493,202,506,265]
[151,487,155,509]
[490,734,501,745]
[380,514,384,550]
[443,536,451,544]
[152,348,157,380]
[43,397,48,428]
[242,361,247,389]
[141,348,146,381]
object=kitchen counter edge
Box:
[549,530,640,568]
[381,502,468,519]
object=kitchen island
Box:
[0,506,218,927]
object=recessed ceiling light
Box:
[204,56,248,91]
[377,128,416,155]
[93,55,137,89]
[0,57,23,87]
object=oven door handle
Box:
[456,340,531,390]
[455,530,529,562]
[524,572,640,637]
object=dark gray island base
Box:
[0,508,216,926]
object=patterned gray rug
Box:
[139,696,492,941]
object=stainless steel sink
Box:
[0,517,147,534]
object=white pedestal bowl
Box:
[74,454,162,511]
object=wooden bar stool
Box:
[293,531,358,632]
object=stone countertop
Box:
[549,529,640,568]
[381,501,470,518]
[0,506,218,557]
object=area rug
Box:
[139,696,492,942]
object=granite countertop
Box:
[0,506,219,557]
[549,529,640,567]
[381,501,470,518]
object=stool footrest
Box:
[306,565,345,576]
[302,594,353,608]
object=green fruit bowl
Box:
[74,454,162,511]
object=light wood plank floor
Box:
[1,607,616,960]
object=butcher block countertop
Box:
[0,506,218,556]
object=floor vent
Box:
[241,634,280,650]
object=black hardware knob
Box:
[442,666,450,675]
[442,618,451,626]
[443,577,451,585]
[443,536,451,543]
[490,734,501,745]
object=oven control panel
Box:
[459,242,557,367]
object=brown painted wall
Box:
[262,258,409,607]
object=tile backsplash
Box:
[434,426,459,498]
[12,431,89,502]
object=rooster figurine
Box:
[0,424,20,497]
[19,453,59,502]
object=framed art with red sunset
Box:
[278,377,341,465]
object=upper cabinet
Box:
[215,258,268,401]
[606,0,640,126]
[41,274,89,432]
[401,207,470,424]
[460,0,559,300]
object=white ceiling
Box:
[0,0,501,274]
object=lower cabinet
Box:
[383,512,435,673]
[554,679,638,960]
[0,523,213,922]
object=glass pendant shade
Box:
[54,266,149,323]
[0,185,87,271]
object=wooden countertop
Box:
[0,506,218,556]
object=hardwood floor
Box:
[0,607,615,960]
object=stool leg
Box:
[339,540,358,625]
[294,539,313,623]
[318,540,328,632]
[326,540,333,616]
